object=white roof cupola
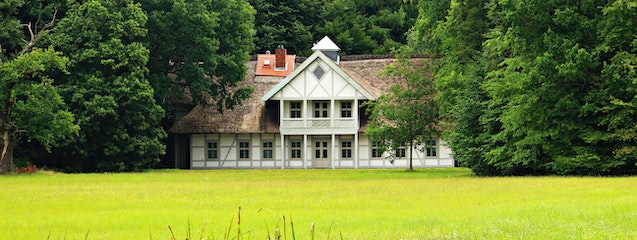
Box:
[312,36,340,64]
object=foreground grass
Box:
[1,168,636,239]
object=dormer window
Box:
[263,59,271,67]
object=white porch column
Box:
[303,99,307,128]
[354,133,359,169]
[353,100,360,128]
[331,134,336,169]
[280,134,285,169]
[330,99,335,127]
[303,134,308,169]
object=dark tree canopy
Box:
[249,0,418,56]
[46,0,166,172]
[411,0,637,176]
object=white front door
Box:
[313,138,330,168]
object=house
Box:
[168,36,455,169]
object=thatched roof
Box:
[168,56,426,134]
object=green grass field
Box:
[1,168,636,239]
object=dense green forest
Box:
[410,0,637,175]
[1,0,636,175]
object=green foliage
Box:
[0,47,78,150]
[364,51,440,171]
[143,0,255,110]
[249,0,418,56]
[412,0,637,175]
[47,0,165,172]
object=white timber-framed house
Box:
[169,37,455,169]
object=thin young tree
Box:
[364,52,440,171]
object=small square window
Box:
[290,102,302,118]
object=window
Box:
[371,141,382,158]
[263,141,273,159]
[426,139,437,157]
[313,65,325,79]
[341,101,352,118]
[239,141,250,159]
[315,141,328,158]
[207,141,218,160]
[314,101,329,118]
[290,102,301,118]
[291,141,302,159]
[396,142,406,158]
[341,141,352,159]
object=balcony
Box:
[281,117,358,134]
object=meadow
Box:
[1,168,636,239]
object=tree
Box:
[410,0,637,176]
[364,52,440,171]
[142,0,255,111]
[46,0,166,172]
[0,0,78,173]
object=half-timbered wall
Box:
[190,133,454,169]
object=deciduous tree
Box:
[364,52,440,171]
[47,0,165,172]
[0,0,78,173]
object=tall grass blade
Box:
[199,221,208,240]
[282,215,287,240]
[237,207,242,240]
[187,218,191,240]
[310,222,315,240]
[225,217,234,240]
[168,225,176,240]
[290,217,295,240]
[84,229,90,240]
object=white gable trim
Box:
[262,51,375,101]
[311,36,341,51]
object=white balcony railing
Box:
[282,118,357,129]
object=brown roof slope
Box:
[168,61,280,134]
[168,56,429,134]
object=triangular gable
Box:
[262,50,375,101]
[311,36,340,51]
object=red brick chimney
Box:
[275,45,286,68]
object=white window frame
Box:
[207,141,219,160]
[238,141,250,160]
[290,140,302,159]
[262,140,274,159]
[426,139,437,157]
[340,101,352,118]
[290,101,302,118]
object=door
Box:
[313,138,330,168]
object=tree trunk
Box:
[408,139,414,172]
[0,114,15,174]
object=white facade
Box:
[190,133,454,169]
[184,43,455,169]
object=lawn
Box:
[1,168,636,239]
